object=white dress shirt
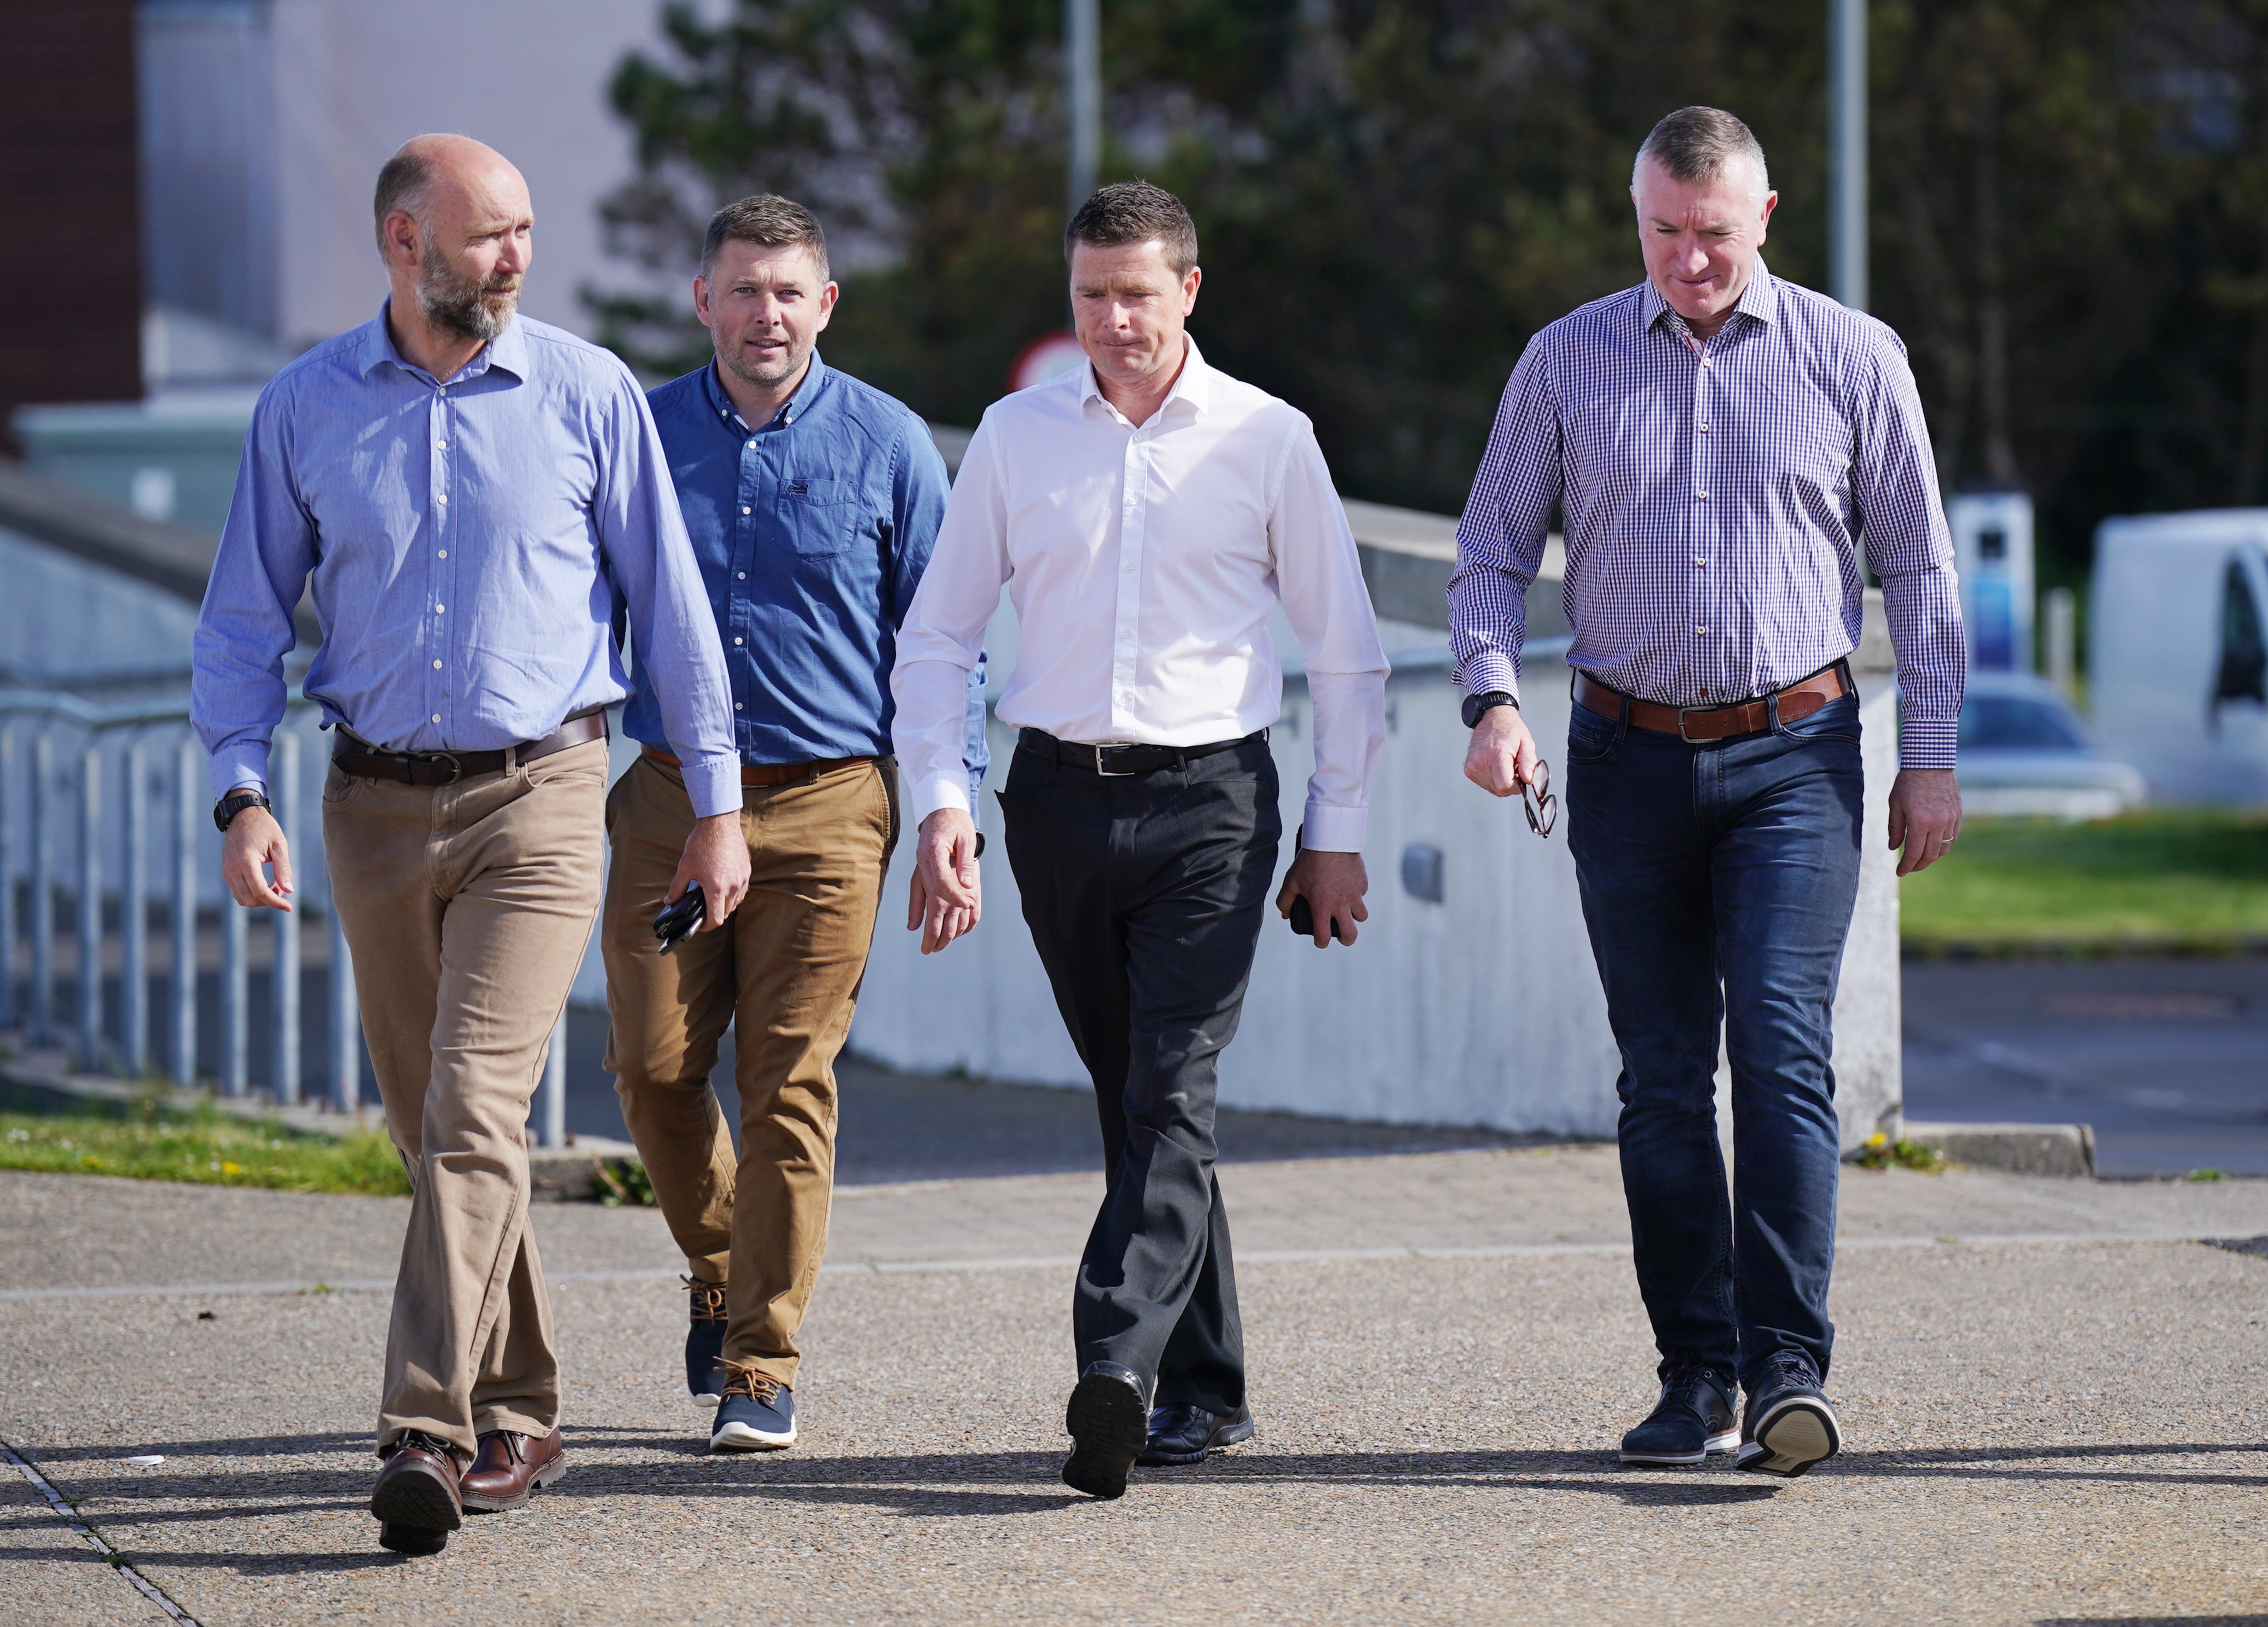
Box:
[892,340,1389,851]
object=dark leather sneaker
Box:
[1619,1361,1739,1466]
[371,1429,462,1551]
[685,1276,728,1407]
[1137,1403,1255,1467]
[710,1361,797,1452]
[460,1427,569,1512]
[1736,1353,1842,1478]
[1062,1362,1150,1499]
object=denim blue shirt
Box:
[192,305,742,816]
[627,355,987,792]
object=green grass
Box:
[1901,810,2268,953]
[0,1095,410,1196]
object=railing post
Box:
[271,728,300,1105]
[540,1009,568,1150]
[329,904,358,1112]
[0,729,14,1033]
[122,742,148,1078]
[76,744,102,1073]
[171,736,199,1086]
[30,732,53,1049]
[222,892,247,1098]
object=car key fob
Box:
[654,881,706,955]
[1288,895,1347,944]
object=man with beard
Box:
[600,194,986,1453]
[193,134,747,1554]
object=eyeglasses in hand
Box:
[1520,759,1558,838]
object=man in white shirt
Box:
[890,181,1389,1502]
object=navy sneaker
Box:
[1062,1362,1150,1499]
[1735,1352,1842,1478]
[1620,1360,1739,1466]
[1137,1403,1255,1467]
[685,1276,727,1407]
[709,1361,796,1452]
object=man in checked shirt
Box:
[1454,106,1966,1479]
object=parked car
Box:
[1941,672,2147,819]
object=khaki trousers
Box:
[323,737,608,1460]
[601,753,895,1387]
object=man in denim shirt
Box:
[604,196,986,1453]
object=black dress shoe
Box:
[1061,1362,1150,1500]
[1619,1360,1738,1467]
[1137,1403,1255,1467]
[1736,1352,1842,1478]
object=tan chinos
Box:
[601,751,895,1386]
[324,737,610,1459]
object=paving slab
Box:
[4,1160,2267,1625]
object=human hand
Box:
[1463,704,1541,799]
[669,811,750,928]
[221,804,293,911]
[1275,845,1369,947]
[1888,768,1962,876]
[907,807,982,953]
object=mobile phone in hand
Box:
[654,881,707,955]
[1287,895,1348,945]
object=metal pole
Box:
[0,731,14,1033]
[76,745,101,1074]
[30,733,52,1049]
[329,904,358,1113]
[122,742,147,1077]
[1065,0,1101,217]
[271,728,300,1106]
[171,736,199,1085]
[222,894,247,1097]
[540,1009,567,1150]
[1827,0,1868,310]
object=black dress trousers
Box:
[997,733,1282,1417]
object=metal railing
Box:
[0,690,570,1147]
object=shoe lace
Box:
[1660,1358,1733,1398]
[682,1275,728,1324]
[388,1429,459,1466]
[1762,1352,1822,1391]
[716,1359,781,1406]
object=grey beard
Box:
[418,249,519,342]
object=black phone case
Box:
[1288,896,1347,943]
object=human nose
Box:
[500,230,531,274]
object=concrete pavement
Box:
[4,1152,2266,1625]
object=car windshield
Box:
[1959,694,2087,751]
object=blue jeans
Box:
[1565,686,1864,1387]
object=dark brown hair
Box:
[1064,180,1198,275]
[702,194,831,281]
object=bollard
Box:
[30,732,53,1049]
[329,905,358,1112]
[221,894,247,1098]
[171,736,199,1085]
[76,745,101,1073]
[271,729,300,1106]
[0,731,13,1033]
[122,742,148,1077]
[541,1009,568,1150]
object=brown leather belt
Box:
[1572,663,1850,743]
[332,708,609,786]
[641,743,874,788]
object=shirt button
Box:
[1694,557,1707,568]
[436,494,448,505]
[747,439,757,449]
[1697,491,1708,501]
[1698,423,1710,433]
[1700,357,1712,368]
[435,441,446,449]
[435,604,445,613]
[432,659,442,669]
[437,549,447,558]
[733,636,744,645]
[734,703,743,711]
[736,571,747,580]
[431,713,442,722]
[741,507,751,516]
[1696,626,1708,635]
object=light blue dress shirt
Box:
[192,305,741,817]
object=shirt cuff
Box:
[207,748,270,803]
[1897,718,1957,771]
[1300,799,1368,853]
[1457,652,1521,703]
[913,771,974,827]
[678,755,744,820]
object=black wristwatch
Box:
[213,789,272,832]
[1461,690,1519,729]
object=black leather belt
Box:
[332,708,609,786]
[1017,727,1266,778]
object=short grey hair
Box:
[702,194,830,282]
[1633,106,1771,200]
[372,148,436,251]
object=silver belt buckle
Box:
[1092,743,1136,777]
[429,751,463,784]
[1676,708,1710,743]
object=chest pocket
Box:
[776,476,861,559]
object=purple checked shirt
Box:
[1448,263,1965,769]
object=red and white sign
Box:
[1009,331,1088,395]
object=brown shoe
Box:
[459,1427,568,1513]
[371,1431,462,1543]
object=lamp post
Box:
[1066,0,1100,216]
[1827,0,1867,310]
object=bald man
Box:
[193,136,748,1555]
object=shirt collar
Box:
[704,350,829,433]
[360,298,528,383]
[1079,335,1212,422]
[1639,259,1780,338]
